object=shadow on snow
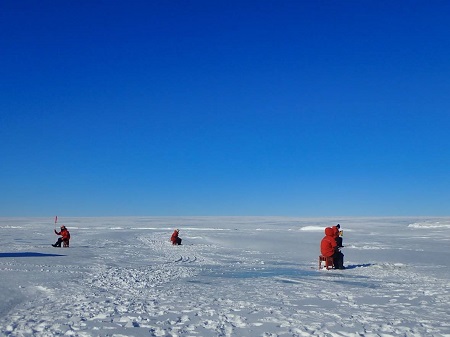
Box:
[0,252,65,258]
[208,267,317,279]
[345,263,374,269]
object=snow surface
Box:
[0,216,449,337]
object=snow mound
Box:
[300,226,324,231]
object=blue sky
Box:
[1,1,449,217]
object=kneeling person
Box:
[170,229,182,245]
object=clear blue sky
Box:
[1,1,449,217]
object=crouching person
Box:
[321,227,344,269]
[52,225,70,247]
[170,229,182,245]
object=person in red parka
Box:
[332,224,344,248]
[321,227,344,269]
[170,229,182,245]
[52,225,70,247]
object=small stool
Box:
[63,240,70,248]
[319,255,334,270]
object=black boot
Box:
[53,238,62,247]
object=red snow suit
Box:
[170,230,180,245]
[321,227,337,257]
[331,226,340,239]
[55,227,70,241]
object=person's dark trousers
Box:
[52,238,63,247]
[332,251,344,269]
[176,238,182,245]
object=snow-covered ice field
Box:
[0,216,449,337]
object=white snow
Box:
[1,216,449,337]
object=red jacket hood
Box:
[325,227,334,236]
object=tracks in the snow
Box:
[173,256,197,263]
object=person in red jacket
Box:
[170,229,182,245]
[321,227,344,269]
[52,225,70,247]
[332,224,344,248]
